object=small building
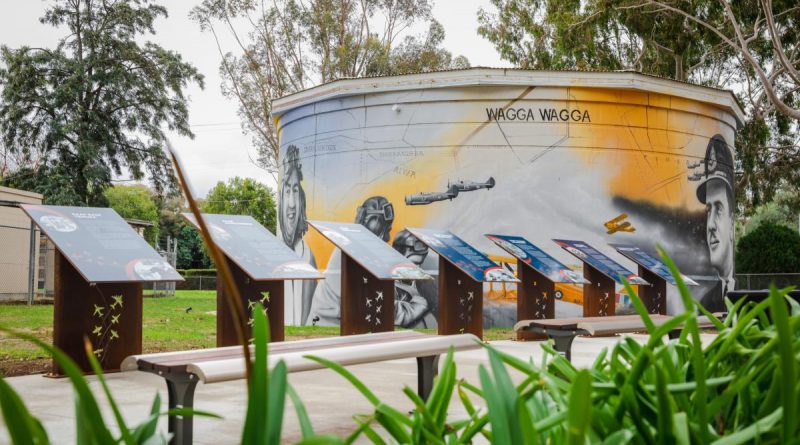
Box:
[0,186,42,302]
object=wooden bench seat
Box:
[121,330,481,444]
[514,314,721,361]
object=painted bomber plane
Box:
[404,177,495,205]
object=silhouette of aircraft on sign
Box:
[405,177,495,206]
[604,213,636,234]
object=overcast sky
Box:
[0,0,508,196]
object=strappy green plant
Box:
[316,246,799,444]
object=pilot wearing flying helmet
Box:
[307,196,396,325]
[696,134,735,312]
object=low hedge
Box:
[176,268,216,277]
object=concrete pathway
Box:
[0,334,716,444]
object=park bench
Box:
[514,314,721,361]
[121,330,481,445]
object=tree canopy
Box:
[0,0,204,205]
[202,177,277,232]
[103,184,159,244]
[190,0,468,175]
[478,0,800,214]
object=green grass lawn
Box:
[0,290,513,376]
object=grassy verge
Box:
[0,290,512,376]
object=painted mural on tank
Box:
[274,78,738,328]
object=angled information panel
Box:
[409,228,518,282]
[22,205,181,283]
[486,234,589,284]
[309,221,430,281]
[553,239,650,286]
[609,244,699,286]
[183,213,322,281]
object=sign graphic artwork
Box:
[22,205,181,283]
[309,221,431,281]
[183,213,322,280]
[609,244,699,286]
[553,239,650,286]
[486,234,589,284]
[409,228,518,283]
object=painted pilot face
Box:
[705,180,733,276]
[281,169,300,244]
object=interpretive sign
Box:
[553,239,649,317]
[183,213,323,345]
[553,239,649,285]
[409,228,517,338]
[22,205,181,283]
[609,243,697,314]
[309,221,430,335]
[183,213,321,280]
[310,221,430,281]
[486,234,586,339]
[486,234,588,284]
[409,228,518,283]
[19,205,182,374]
[608,244,698,286]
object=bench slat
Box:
[121,330,424,372]
[514,314,721,336]
[188,334,481,383]
[122,332,481,384]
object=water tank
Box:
[272,68,744,327]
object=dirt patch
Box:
[0,358,50,377]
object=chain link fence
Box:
[734,274,800,289]
[175,276,217,291]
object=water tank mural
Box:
[272,69,744,327]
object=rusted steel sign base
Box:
[637,266,667,315]
[516,261,555,341]
[53,251,142,375]
[216,257,285,346]
[340,254,395,336]
[437,259,483,339]
[583,263,616,318]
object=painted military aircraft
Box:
[111,314,120,325]
[404,184,459,205]
[93,304,104,317]
[686,160,703,169]
[92,325,103,336]
[110,330,119,340]
[449,176,496,192]
[605,213,636,234]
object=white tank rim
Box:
[271,67,744,127]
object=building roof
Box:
[272,67,745,126]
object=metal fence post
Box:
[27,221,36,305]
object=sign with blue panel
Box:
[183,213,323,281]
[309,221,431,281]
[553,239,650,286]
[486,234,589,284]
[408,228,518,283]
[608,244,699,286]
[22,205,183,283]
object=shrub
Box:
[737,223,800,273]
[176,268,217,277]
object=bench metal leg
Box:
[166,374,198,445]
[416,355,440,400]
[549,333,577,362]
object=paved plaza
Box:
[0,333,718,444]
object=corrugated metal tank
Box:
[272,68,744,327]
